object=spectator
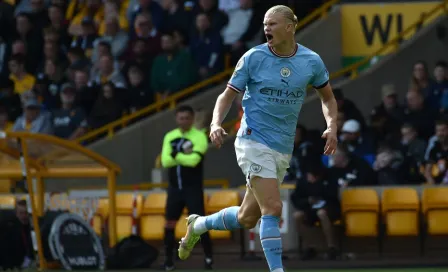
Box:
[70,17,98,57]
[92,17,129,62]
[127,0,164,33]
[340,119,375,158]
[10,39,36,76]
[0,78,22,121]
[433,61,448,112]
[399,123,426,185]
[51,83,87,139]
[126,64,153,113]
[328,143,377,186]
[0,108,12,131]
[151,32,196,99]
[122,38,152,79]
[399,123,426,164]
[88,82,125,129]
[425,120,448,184]
[47,4,70,46]
[291,164,340,261]
[126,12,162,62]
[190,13,223,80]
[28,0,50,32]
[8,54,36,95]
[192,0,228,33]
[97,0,129,36]
[74,69,98,114]
[68,0,102,37]
[15,200,34,269]
[43,27,67,54]
[172,28,187,49]
[37,41,67,74]
[66,46,88,69]
[93,54,126,88]
[32,72,61,110]
[333,88,366,130]
[160,0,192,35]
[370,84,405,143]
[12,98,53,134]
[218,0,240,12]
[221,0,263,64]
[90,42,120,81]
[373,143,405,186]
[15,13,43,72]
[403,89,436,140]
[410,60,435,97]
[285,125,321,183]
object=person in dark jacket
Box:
[333,88,366,131]
[285,125,321,183]
[150,32,196,99]
[291,163,340,261]
[327,143,377,186]
[189,13,223,80]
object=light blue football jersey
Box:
[227,43,329,154]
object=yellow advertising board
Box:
[341,1,443,65]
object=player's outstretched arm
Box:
[209,87,238,148]
[316,83,338,155]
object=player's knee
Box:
[293,211,306,222]
[261,199,283,217]
[237,210,261,229]
[316,209,328,220]
[165,220,177,229]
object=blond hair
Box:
[266,5,298,29]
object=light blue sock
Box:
[193,206,243,235]
[205,206,243,230]
[260,215,283,272]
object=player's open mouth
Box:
[266,34,273,42]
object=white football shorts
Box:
[234,137,291,186]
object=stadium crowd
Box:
[0,0,446,266]
[285,60,448,260]
[0,0,326,140]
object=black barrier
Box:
[49,213,105,270]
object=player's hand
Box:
[209,124,227,148]
[322,127,338,155]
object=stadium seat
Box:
[116,193,143,216]
[422,187,448,235]
[341,189,380,237]
[382,188,420,236]
[114,193,143,241]
[207,190,240,239]
[0,179,11,193]
[116,215,133,242]
[141,215,165,240]
[0,195,16,209]
[142,192,167,214]
[140,193,167,240]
